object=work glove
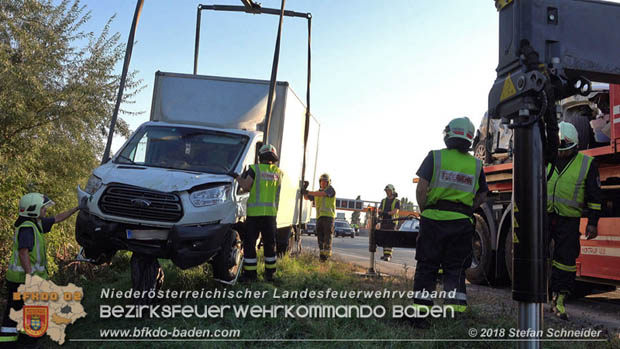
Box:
[303,180,309,189]
[78,197,88,210]
[301,188,309,195]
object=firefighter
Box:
[303,174,336,261]
[234,144,283,282]
[378,184,400,261]
[547,121,601,320]
[413,117,488,318]
[1,193,81,346]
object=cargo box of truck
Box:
[75,71,320,284]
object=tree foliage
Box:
[0,0,142,280]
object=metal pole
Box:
[262,0,286,144]
[194,5,202,74]
[518,302,543,349]
[512,108,546,349]
[297,13,312,253]
[101,0,144,164]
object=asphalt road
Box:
[301,234,417,277]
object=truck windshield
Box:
[116,125,249,174]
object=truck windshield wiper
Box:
[116,154,136,165]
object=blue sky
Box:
[80,0,499,205]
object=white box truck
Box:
[75,72,320,284]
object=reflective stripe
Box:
[573,158,590,202]
[449,292,468,302]
[8,264,46,272]
[320,250,332,256]
[243,265,257,271]
[444,304,468,312]
[0,327,17,333]
[552,195,580,209]
[254,165,262,203]
[265,264,277,269]
[243,258,257,263]
[264,256,277,263]
[552,260,577,272]
[587,202,601,210]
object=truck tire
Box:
[276,226,293,257]
[465,214,495,285]
[130,253,164,304]
[211,229,243,282]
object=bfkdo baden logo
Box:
[23,305,49,337]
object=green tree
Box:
[0,0,142,280]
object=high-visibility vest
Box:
[422,148,482,221]
[315,187,336,218]
[380,197,400,224]
[547,153,599,217]
[247,164,282,217]
[6,220,49,283]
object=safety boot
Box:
[551,292,569,320]
[238,270,257,283]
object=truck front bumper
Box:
[75,210,231,269]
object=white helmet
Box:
[558,121,578,151]
[19,193,54,218]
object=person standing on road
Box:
[1,193,81,346]
[303,174,336,262]
[547,121,601,320]
[413,117,488,317]
[378,184,400,261]
[234,144,283,282]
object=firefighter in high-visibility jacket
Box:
[547,122,601,320]
[379,184,400,261]
[1,193,80,346]
[303,174,336,261]
[413,117,488,319]
[234,144,283,282]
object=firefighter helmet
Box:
[319,173,331,185]
[19,193,54,218]
[443,117,476,145]
[258,144,279,162]
[385,184,395,192]
[558,121,578,151]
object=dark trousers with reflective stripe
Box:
[1,281,22,343]
[244,216,277,276]
[549,215,581,294]
[381,221,395,256]
[413,216,472,308]
[316,217,334,259]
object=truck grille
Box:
[99,184,183,222]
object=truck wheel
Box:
[211,229,243,282]
[465,214,495,285]
[130,253,164,304]
[276,227,293,257]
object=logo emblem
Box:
[23,305,48,337]
[131,198,151,208]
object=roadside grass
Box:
[8,250,616,348]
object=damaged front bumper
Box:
[75,210,231,269]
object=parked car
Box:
[334,220,355,238]
[398,219,420,233]
[304,218,316,235]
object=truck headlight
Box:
[84,175,103,195]
[190,185,231,207]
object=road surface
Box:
[300,232,620,332]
